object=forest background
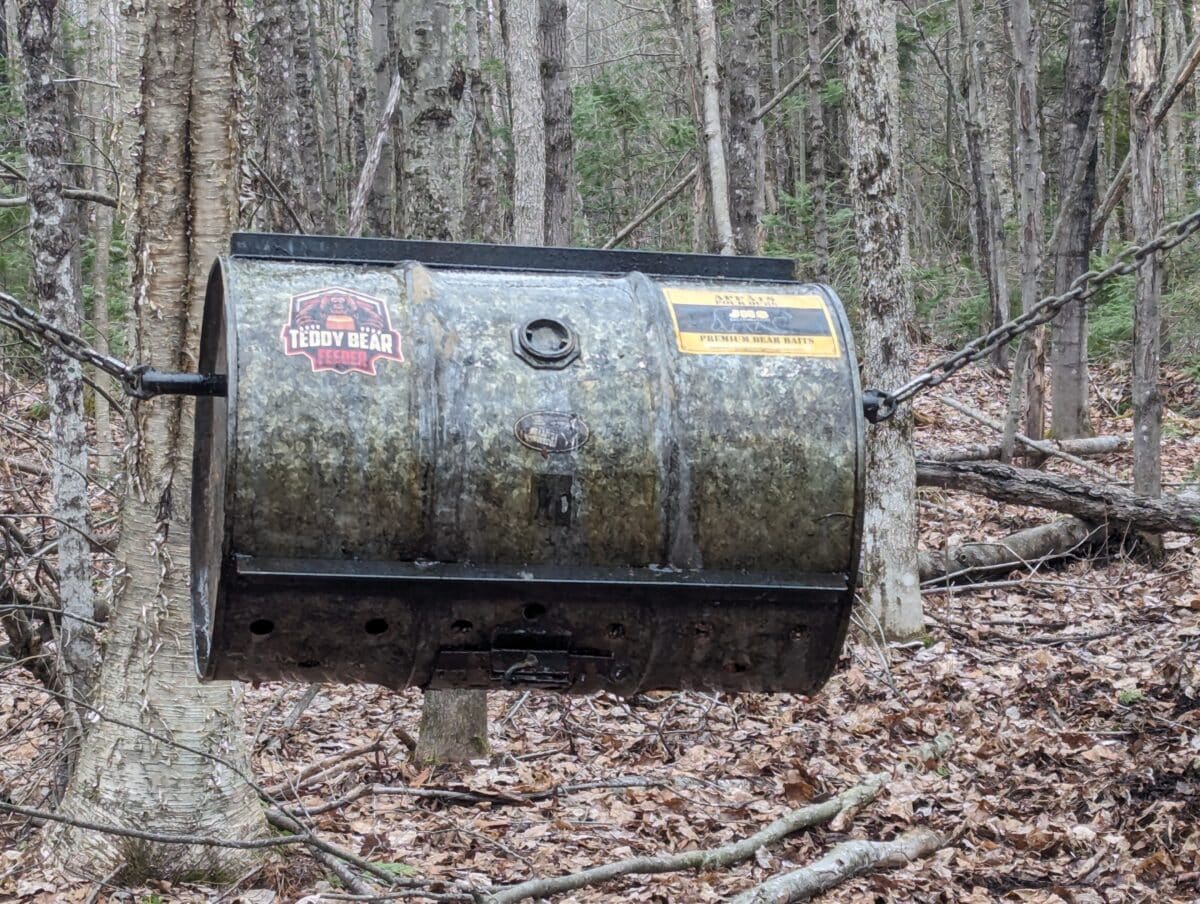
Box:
[1,0,1200,900]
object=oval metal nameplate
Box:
[515,411,590,454]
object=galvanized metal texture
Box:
[192,238,865,694]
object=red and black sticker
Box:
[281,286,403,375]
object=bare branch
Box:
[728,829,947,904]
[482,776,889,904]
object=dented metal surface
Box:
[192,236,865,695]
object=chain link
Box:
[864,204,1200,422]
[0,290,153,398]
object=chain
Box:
[863,203,1200,423]
[5,206,1200,409]
[0,289,153,399]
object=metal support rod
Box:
[137,370,227,397]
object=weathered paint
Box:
[193,250,864,694]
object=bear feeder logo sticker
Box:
[282,286,403,376]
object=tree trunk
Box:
[1129,0,1162,503]
[405,0,490,766]
[1161,0,1187,215]
[255,0,307,232]
[368,0,395,235]
[81,0,116,480]
[413,688,490,766]
[344,0,370,182]
[463,0,502,243]
[504,0,545,245]
[539,0,572,246]
[1193,0,1200,188]
[956,0,1009,368]
[18,0,98,710]
[49,0,266,879]
[726,0,764,254]
[842,0,923,639]
[1050,0,1106,438]
[91,203,114,476]
[1009,0,1045,441]
[806,0,828,279]
[294,0,325,231]
[694,0,734,255]
[394,0,472,241]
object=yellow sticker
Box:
[662,287,841,357]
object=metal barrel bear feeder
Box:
[191,233,865,695]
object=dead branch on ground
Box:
[916,459,1200,534]
[728,828,946,903]
[480,734,954,904]
[918,517,1108,582]
[924,435,1126,464]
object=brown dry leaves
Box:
[1,360,1198,903]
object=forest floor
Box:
[1,355,1199,904]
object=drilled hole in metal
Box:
[249,618,274,636]
[365,618,388,635]
[523,603,546,621]
[451,619,473,634]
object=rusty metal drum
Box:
[192,233,865,695]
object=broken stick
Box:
[728,828,946,904]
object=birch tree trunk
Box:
[1129,0,1162,501]
[504,0,545,245]
[694,0,734,255]
[842,0,923,639]
[727,0,764,254]
[540,0,572,245]
[18,0,98,714]
[49,0,266,878]
[1009,0,1045,441]
[1050,0,1106,438]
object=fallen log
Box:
[924,435,1127,464]
[916,459,1200,534]
[918,517,1106,582]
